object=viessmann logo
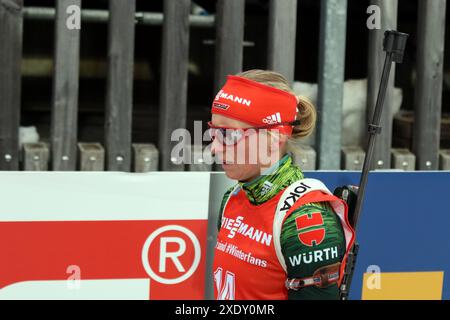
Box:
[215,90,252,106]
[221,216,272,247]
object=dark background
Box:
[20,0,450,148]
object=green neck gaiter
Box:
[239,153,304,205]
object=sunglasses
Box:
[207,120,300,146]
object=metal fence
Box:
[0,0,449,172]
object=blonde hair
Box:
[236,69,317,151]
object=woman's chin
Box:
[222,164,234,173]
[222,163,257,181]
[222,164,241,180]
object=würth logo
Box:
[295,212,326,247]
[262,112,281,124]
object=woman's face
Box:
[210,114,286,182]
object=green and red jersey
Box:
[213,153,354,300]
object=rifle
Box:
[334,30,409,300]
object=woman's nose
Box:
[210,137,224,157]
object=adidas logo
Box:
[260,181,273,196]
[262,112,282,124]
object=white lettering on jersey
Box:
[216,240,268,268]
[214,267,236,300]
[221,215,272,246]
[288,246,339,266]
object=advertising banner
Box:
[0,172,210,300]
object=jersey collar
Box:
[239,153,304,205]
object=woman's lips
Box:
[217,157,234,165]
[222,162,235,167]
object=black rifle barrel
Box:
[340,30,408,300]
[353,30,408,231]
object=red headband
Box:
[211,75,298,135]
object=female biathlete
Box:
[209,69,355,300]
